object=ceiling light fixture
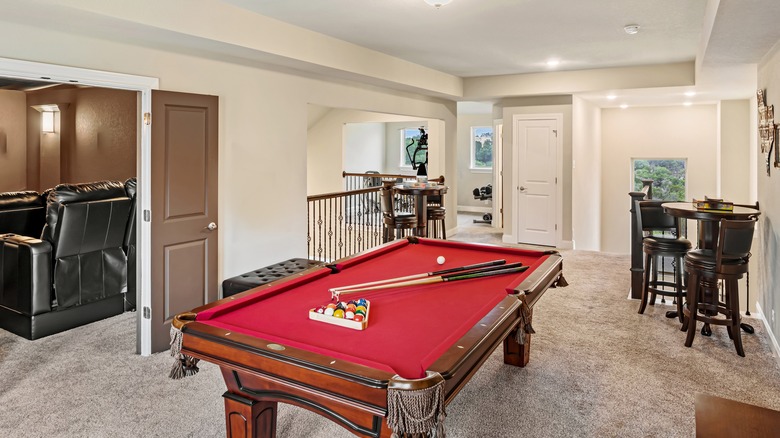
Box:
[546,59,560,68]
[620,104,629,109]
[624,24,640,35]
[683,102,693,107]
[424,0,452,8]
[607,94,617,100]
[684,91,696,97]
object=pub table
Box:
[393,183,448,238]
[662,202,760,334]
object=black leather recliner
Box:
[124,177,137,311]
[0,181,131,339]
[0,190,46,237]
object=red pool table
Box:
[173,237,565,437]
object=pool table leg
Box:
[503,311,533,367]
[223,392,277,438]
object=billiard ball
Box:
[437,256,446,265]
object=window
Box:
[400,128,426,168]
[470,126,493,171]
[632,159,687,201]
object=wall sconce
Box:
[41,111,55,133]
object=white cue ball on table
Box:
[436,256,446,265]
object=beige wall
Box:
[306,109,428,195]
[720,100,751,203]
[25,86,137,191]
[70,88,137,183]
[0,20,457,280]
[501,96,573,246]
[571,96,602,251]
[457,113,494,210]
[757,46,780,344]
[600,104,718,254]
[0,90,27,192]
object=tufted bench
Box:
[222,258,324,297]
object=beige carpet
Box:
[2,218,780,437]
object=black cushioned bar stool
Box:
[683,218,757,357]
[636,200,692,322]
[426,204,446,239]
[380,185,417,242]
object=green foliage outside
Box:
[633,159,686,201]
[473,127,493,168]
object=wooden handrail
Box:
[307,187,377,202]
[342,171,445,183]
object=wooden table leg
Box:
[503,310,533,367]
[415,194,428,237]
[223,392,277,438]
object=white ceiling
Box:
[225,0,706,78]
[2,0,779,109]
[222,0,780,108]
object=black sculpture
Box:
[405,127,428,177]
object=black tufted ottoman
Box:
[222,258,324,297]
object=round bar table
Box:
[661,202,760,250]
[662,202,760,334]
[393,183,448,237]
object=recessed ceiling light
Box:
[424,0,452,7]
[546,59,560,68]
[683,102,693,106]
[684,91,696,97]
[624,24,640,35]
[620,104,629,109]
[607,94,617,100]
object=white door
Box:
[514,117,558,246]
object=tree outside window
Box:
[633,159,687,201]
[471,126,493,170]
[400,128,426,168]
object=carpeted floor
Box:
[2,216,780,437]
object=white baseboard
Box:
[500,234,572,250]
[458,205,492,214]
[755,302,780,368]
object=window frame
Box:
[399,127,423,170]
[470,126,494,173]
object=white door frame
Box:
[507,113,563,247]
[492,120,503,228]
[0,57,159,356]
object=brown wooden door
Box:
[150,90,219,353]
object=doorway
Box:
[0,57,158,354]
[511,114,562,247]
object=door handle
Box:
[206,222,217,231]
[519,186,527,192]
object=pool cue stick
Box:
[334,263,527,299]
[329,259,506,295]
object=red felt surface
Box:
[197,239,550,379]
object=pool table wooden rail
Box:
[174,242,564,438]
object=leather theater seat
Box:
[0,190,46,237]
[124,177,137,311]
[0,180,133,340]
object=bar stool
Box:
[426,205,446,239]
[379,186,417,242]
[683,218,757,357]
[636,200,692,322]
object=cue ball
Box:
[436,256,446,265]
